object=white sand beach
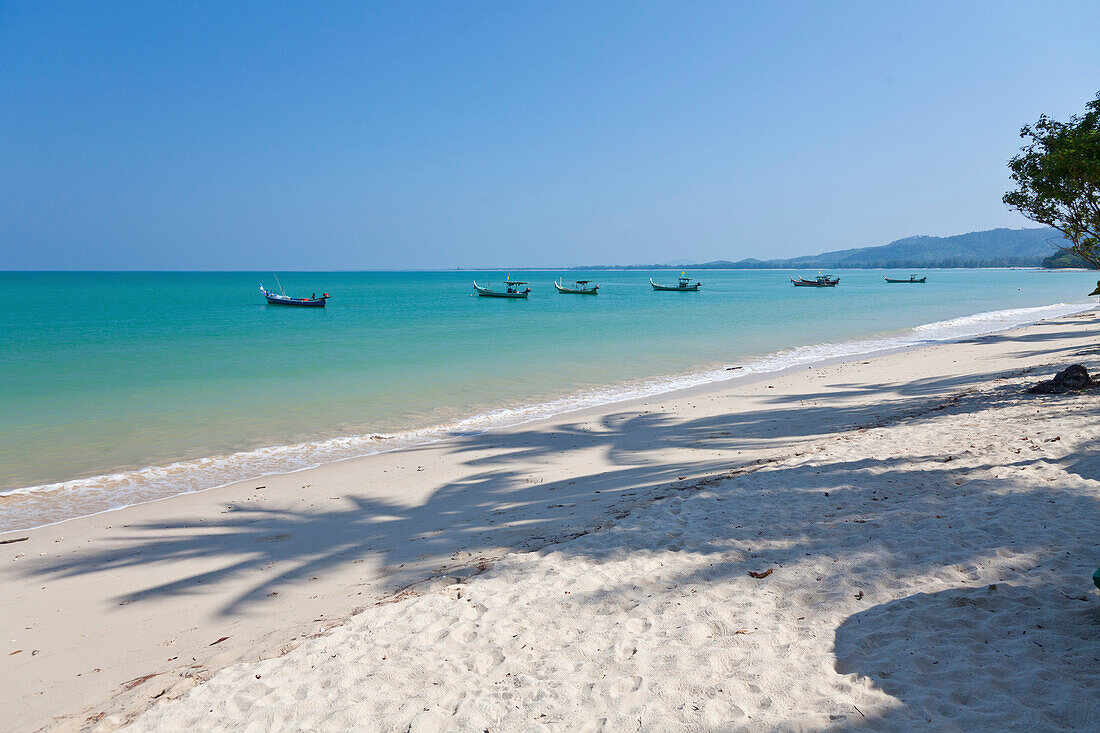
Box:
[4,311,1100,731]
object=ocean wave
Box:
[1,300,1091,532]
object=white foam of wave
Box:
[2,300,1092,532]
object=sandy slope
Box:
[3,312,1099,731]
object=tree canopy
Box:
[1004,92,1100,284]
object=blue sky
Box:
[1,1,1098,269]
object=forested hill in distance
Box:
[574,227,1085,270]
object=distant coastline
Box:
[567,226,1092,271]
[3,227,1094,274]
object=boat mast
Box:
[274,273,286,296]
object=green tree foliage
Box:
[1041,249,1094,268]
[1004,92,1100,281]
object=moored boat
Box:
[554,279,599,294]
[791,275,839,287]
[651,273,701,291]
[260,282,329,306]
[474,279,531,298]
[884,274,926,283]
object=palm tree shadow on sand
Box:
[832,585,1100,730]
[19,333,1100,628]
[19,347,1100,611]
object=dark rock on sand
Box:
[1027,364,1095,394]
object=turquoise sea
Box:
[1,269,1097,530]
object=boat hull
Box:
[650,278,700,291]
[884,277,926,283]
[791,278,839,287]
[261,285,328,306]
[476,290,529,298]
[474,283,529,298]
[264,295,327,306]
[555,284,598,294]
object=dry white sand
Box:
[4,311,1100,731]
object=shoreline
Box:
[3,298,1093,535]
[2,308,1098,730]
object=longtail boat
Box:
[791,275,839,287]
[474,279,531,298]
[884,274,926,283]
[260,281,329,307]
[651,273,701,291]
[554,279,599,294]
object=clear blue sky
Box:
[2,1,1098,270]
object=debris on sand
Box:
[1027,364,1094,394]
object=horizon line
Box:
[0,265,1060,274]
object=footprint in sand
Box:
[467,650,504,675]
[684,622,712,643]
[701,699,746,725]
[607,675,643,696]
[577,717,608,733]
[447,622,477,645]
[624,617,652,634]
[408,711,448,733]
[613,640,638,660]
[459,602,486,621]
